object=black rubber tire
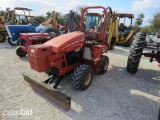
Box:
[8,37,17,45]
[127,32,146,74]
[124,36,134,47]
[73,64,93,90]
[0,32,6,43]
[16,46,27,57]
[99,55,109,74]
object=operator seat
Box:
[118,23,129,37]
[119,23,125,32]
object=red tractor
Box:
[127,32,160,74]
[16,33,52,57]
[23,6,110,111]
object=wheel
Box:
[127,32,146,74]
[8,37,17,45]
[124,36,134,47]
[16,46,27,57]
[72,64,93,90]
[0,32,6,43]
[99,55,109,74]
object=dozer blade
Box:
[23,74,71,111]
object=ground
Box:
[0,41,159,120]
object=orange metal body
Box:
[44,32,85,53]
[84,45,108,72]
[27,6,109,76]
[28,44,53,72]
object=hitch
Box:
[43,75,64,89]
[143,50,156,62]
[142,49,160,68]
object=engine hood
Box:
[44,31,85,53]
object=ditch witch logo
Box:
[3,109,32,116]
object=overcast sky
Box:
[0,0,160,26]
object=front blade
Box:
[23,74,71,111]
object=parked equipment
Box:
[0,7,33,43]
[35,11,61,35]
[105,8,119,50]
[23,6,110,111]
[16,33,52,57]
[115,13,135,47]
[0,9,9,42]
[127,32,160,74]
[6,10,63,45]
[145,32,160,47]
[0,26,7,42]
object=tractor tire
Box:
[16,46,27,57]
[8,37,17,45]
[127,32,146,74]
[73,64,93,90]
[99,55,109,74]
[0,32,6,43]
[124,36,134,47]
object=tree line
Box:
[133,12,160,33]
[33,9,160,33]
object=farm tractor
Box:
[23,6,110,111]
[127,32,160,74]
[0,7,33,43]
[0,9,11,42]
[115,13,135,47]
[99,12,135,49]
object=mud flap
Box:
[23,74,71,111]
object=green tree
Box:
[150,12,160,32]
[46,11,51,18]
[32,15,45,24]
[140,25,153,33]
[134,13,144,27]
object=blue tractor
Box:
[6,24,36,45]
